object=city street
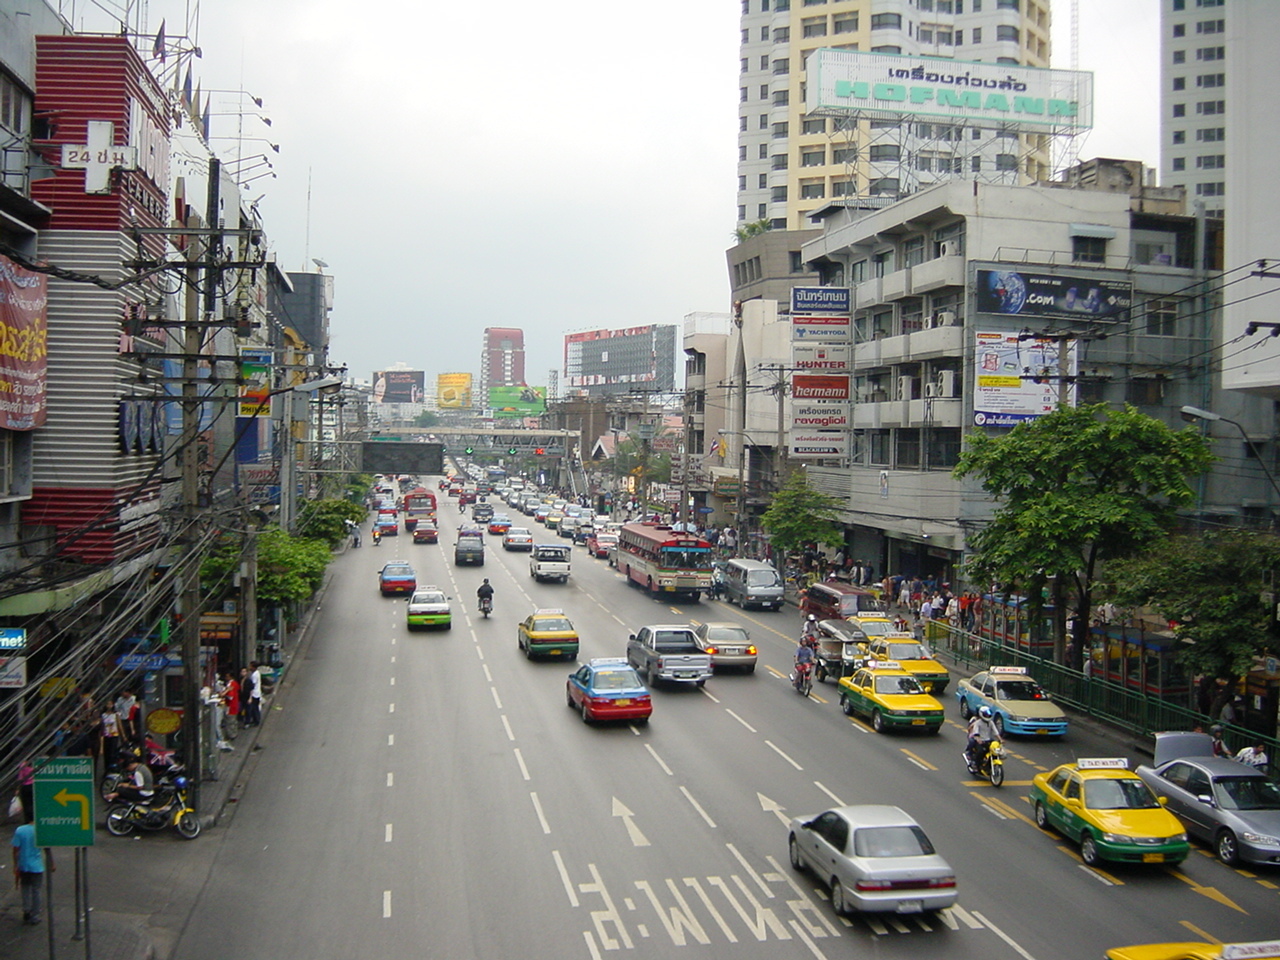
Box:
[96,504,1280,959]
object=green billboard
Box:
[490,386,547,419]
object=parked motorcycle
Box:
[965,738,1005,787]
[791,660,814,697]
[100,746,184,801]
[105,773,201,839]
[479,595,493,618]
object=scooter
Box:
[105,773,201,839]
[372,531,382,547]
[965,738,1005,787]
[790,660,813,697]
[479,595,493,618]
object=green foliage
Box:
[732,218,772,243]
[608,435,672,484]
[345,473,375,504]
[761,471,844,556]
[255,528,332,605]
[296,498,367,546]
[414,410,440,428]
[954,404,1214,660]
[1109,531,1280,680]
[200,534,246,604]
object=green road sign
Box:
[33,757,95,847]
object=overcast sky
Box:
[74,0,1161,390]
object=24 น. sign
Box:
[33,757,95,847]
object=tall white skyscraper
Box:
[736,0,1053,232]
[1159,0,1228,218]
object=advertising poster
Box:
[436,372,472,409]
[791,314,852,342]
[490,385,547,419]
[791,373,851,402]
[0,255,48,431]
[792,344,851,371]
[239,348,272,416]
[973,330,1077,426]
[789,432,850,458]
[372,369,425,404]
[791,286,851,315]
[975,268,1132,323]
[792,403,851,430]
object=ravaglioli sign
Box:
[792,403,850,430]
[806,50,1093,133]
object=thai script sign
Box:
[791,314,851,342]
[973,330,1077,427]
[792,403,850,430]
[0,255,47,430]
[806,50,1093,133]
[789,432,850,458]
[791,286,850,314]
[975,268,1132,322]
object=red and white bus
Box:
[403,491,437,532]
[615,522,713,601]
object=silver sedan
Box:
[691,622,757,673]
[788,805,957,915]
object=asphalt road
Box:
[163,492,1280,960]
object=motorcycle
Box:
[372,532,382,547]
[105,773,201,839]
[791,659,814,697]
[479,594,493,618]
[100,745,184,800]
[965,738,1005,787]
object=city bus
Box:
[403,491,438,532]
[615,521,713,601]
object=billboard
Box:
[0,255,47,430]
[792,403,850,430]
[361,441,445,476]
[789,432,850,458]
[436,373,472,409]
[791,286,851,314]
[793,344,851,371]
[239,348,272,416]
[564,325,677,391]
[373,369,425,404]
[973,330,1077,427]
[490,385,546,419]
[792,374,851,401]
[806,50,1094,133]
[791,314,852,342]
[975,268,1133,323]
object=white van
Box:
[723,559,784,610]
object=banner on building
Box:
[792,343,851,371]
[239,348,272,416]
[791,286,851,314]
[436,372,472,409]
[792,402,851,430]
[0,255,48,431]
[373,369,425,404]
[490,385,546,418]
[789,432,850,458]
[792,373,851,401]
[791,314,852,342]
[975,268,1132,322]
[973,330,1078,426]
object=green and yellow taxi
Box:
[862,634,951,695]
[1030,758,1190,867]
[1107,941,1280,960]
[837,661,945,734]
[544,510,565,530]
[517,608,580,660]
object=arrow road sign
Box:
[34,757,95,847]
[611,797,651,847]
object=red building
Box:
[481,326,524,409]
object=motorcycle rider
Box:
[371,527,382,546]
[966,705,1000,773]
[476,578,495,612]
[801,614,820,645]
[107,754,154,805]
[793,638,815,690]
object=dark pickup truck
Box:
[626,625,713,687]
[454,537,485,566]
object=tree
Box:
[413,410,440,428]
[1108,530,1280,689]
[732,219,772,243]
[760,471,844,559]
[295,498,367,546]
[253,529,332,605]
[953,404,1214,665]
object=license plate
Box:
[1142,853,1164,863]
[1036,729,1050,735]
[548,649,562,657]
[615,699,632,706]
[676,671,695,678]
[912,719,925,725]
[722,647,742,655]
[896,900,923,914]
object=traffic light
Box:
[534,447,546,456]
[464,446,475,455]
[508,447,517,455]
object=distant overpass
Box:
[367,425,579,454]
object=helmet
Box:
[1210,724,1223,735]
[807,614,816,622]
[483,578,490,584]
[978,706,993,720]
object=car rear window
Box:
[853,826,934,858]
[413,592,445,604]
[707,627,748,642]
[534,618,572,631]
[593,669,641,690]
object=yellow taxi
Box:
[1030,758,1190,867]
[837,661,944,734]
[544,510,565,530]
[1107,941,1280,960]
[862,634,951,695]
[517,608,580,661]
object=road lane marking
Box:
[726,843,775,901]
[612,797,651,846]
[490,687,503,709]
[500,715,515,741]
[758,794,790,829]
[389,676,395,686]
[1058,846,1120,886]
[530,792,551,834]
[765,741,804,771]
[382,890,391,918]
[900,749,937,771]
[726,710,757,733]
[700,688,721,703]
[386,772,393,787]
[788,918,831,959]
[1167,867,1247,914]
[385,823,392,842]
[584,931,603,960]
[1179,921,1221,943]
[387,734,394,746]
[813,782,845,806]
[680,786,717,828]
[388,702,395,714]
[552,849,579,906]
[645,744,673,776]
[483,664,493,682]
[390,656,396,663]
[846,717,874,734]
[972,911,1038,960]
[766,665,787,680]
[514,748,530,781]
[475,645,485,661]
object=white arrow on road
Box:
[611,797,651,847]
[758,793,790,828]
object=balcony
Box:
[854,276,883,309]
[854,324,964,366]
[852,398,963,429]
[908,255,965,293]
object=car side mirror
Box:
[1157,796,1168,807]
[1066,798,1081,810]
[1195,794,1215,807]
[629,634,637,641]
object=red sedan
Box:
[565,658,652,725]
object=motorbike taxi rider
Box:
[801,614,820,644]
[966,705,1000,772]
[476,578,495,610]
[107,754,154,805]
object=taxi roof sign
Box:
[1222,943,1280,959]
[869,660,903,670]
[990,666,1029,675]
[535,608,566,615]
[1077,757,1129,770]
[589,657,629,667]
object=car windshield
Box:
[707,627,748,643]
[507,528,530,536]
[534,618,572,631]
[747,570,781,586]
[886,642,926,660]
[858,621,895,637]
[1083,778,1159,810]
[996,680,1048,701]
[874,676,924,695]
[1215,776,1280,811]
[853,825,935,858]
[412,593,445,604]
[384,566,413,577]
[592,669,642,691]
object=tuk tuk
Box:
[811,619,867,683]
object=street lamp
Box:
[719,428,767,557]
[1180,405,1280,504]
[279,377,344,533]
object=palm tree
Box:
[732,219,772,243]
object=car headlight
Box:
[1242,831,1280,845]
[1171,833,1187,843]
[1100,832,1127,843]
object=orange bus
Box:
[616,522,713,601]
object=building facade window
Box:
[803,117,826,134]
[803,16,828,37]
[1196,45,1224,60]
[869,144,901,161]
[870,13,903,29]
[995,153,1018,171]
[831,178,854,196]
[1172,77,1186,91]
[1196,154,1225,169]
[773,58,789,74]
[771,186,788,202]
[1126,378,1166,406]
[1196,100,1225,115]
[800,180,825,199]
[833,12,859,33]
[1145,299,1179,337]
[1196,73,1225,87]
[759,174,768,188]
[1172,157,1185,171]
[1195,19,1224,34]
[772,153,789,169]
[832,145,857,164]
[996,25,1020,42]
[802,148,825,166]
[1196,127,1225,142]
[1072,236,1107,264]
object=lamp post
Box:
[719,428,766,558]
[277,376,344,533]
[1180,405,1280,507]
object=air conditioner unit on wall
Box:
[939,241,957,257]
[898,376,914,400]
[938,370,957,397]
[924,383,940,398]
[935,310,957,326]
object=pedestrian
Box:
[100,701,122,771]
[222,670,241,737]
[1235,742,1269,769]
[1219,695,1241,725]
[15,759,34,825]
[115,689,140,747]
[1210,725,1229,758]
[239,667,253,726]
[12,808,52,925]
[246,661,264,726]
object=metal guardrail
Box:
[927,620,1277,771]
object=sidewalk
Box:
[0,565,335,960]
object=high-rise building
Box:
[1159,0,1228,218]
[480,327,525,410]
[736,0,1053,233]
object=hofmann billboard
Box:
[806,50,1093,133]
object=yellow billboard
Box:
[437,372,472,409]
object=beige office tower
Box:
[736,0,1052,232]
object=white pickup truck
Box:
[626,625,713,687]
[530,543,571,583]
